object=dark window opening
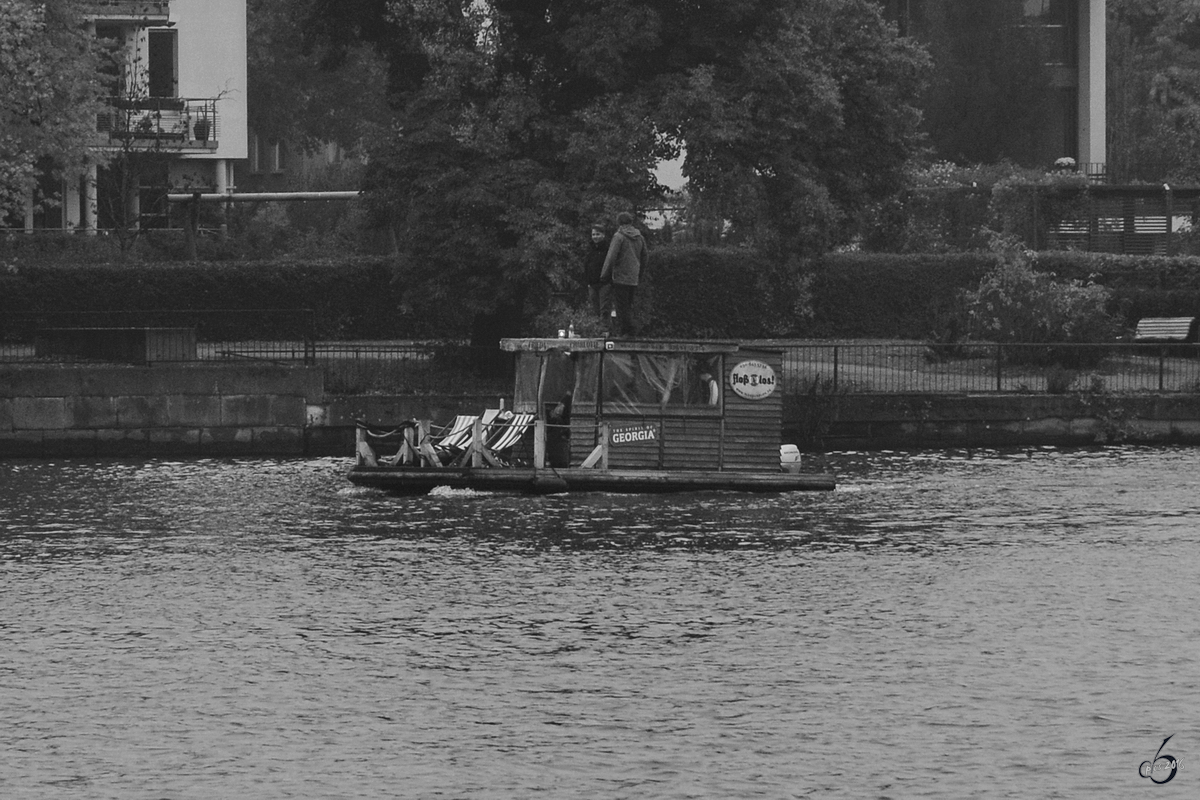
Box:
[147,29,177,97]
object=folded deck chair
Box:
[478,413,534,467]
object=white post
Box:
[64,176,81,232]
[83,164,97,235]
[1078,0,1106,171]
[533,420,546,469]
[470,417,483,468]
[599,422,609,469]
[215,159,229,237]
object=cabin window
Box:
[512,350,578,414]
[600,353,721,414]
[513,354,542,413]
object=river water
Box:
[2,447,1198,799]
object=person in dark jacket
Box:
[584,223,611,329]
[599,212,649,336]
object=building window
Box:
[147,29,177,97]
[1021,0,1075,67]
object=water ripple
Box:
[3,448,1200,797]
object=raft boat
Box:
[349,338,835,494]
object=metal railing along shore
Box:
[774,342,1200,394]
[0,310,317,364]
[4,321,1200,395]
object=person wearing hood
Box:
[599,211,649,336]
[584,223,611,328]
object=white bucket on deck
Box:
[780,444,801,473]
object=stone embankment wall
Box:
[5,362,1200,457]
[807,394,1200,450]
[0,364,323,457]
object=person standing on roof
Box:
[584,223,611,329]
[599,211,649,337]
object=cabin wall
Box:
[568,412,595,465]
[566,406,723,470]
[721,349,784,471]
[606,421,660,469]
[561,351,783,471]
[662,417,721,469]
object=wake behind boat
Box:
[349,337,835,494]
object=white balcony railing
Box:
[84,1,171,22]
[97,97,219,151]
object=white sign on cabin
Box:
[729,360,777,400]
[610,423,659,446]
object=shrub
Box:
[1045,365,1077,394]
[963,237,1121,345]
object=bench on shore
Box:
[1134,317,1198,344]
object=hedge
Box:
[642,246,794,338]
[803,252,998,339]
[0,258,453,340]
[6,248,1200,342]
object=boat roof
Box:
[501,337,745,354]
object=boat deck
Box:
[348,466,836,494]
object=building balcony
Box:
[84,1,170,24]
[96,97,220,153]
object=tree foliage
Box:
[247,0,391,153]
[1109,0,1200,182]
[304,0,928,326]
[963,236,1120,345]
[0,0,105,222]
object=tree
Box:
[0,0,105,224]
[1108,0,1200,182]
[661,0,928,252]
[247,0,391,154]
[305,0,928,330]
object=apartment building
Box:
[17,0,247,232]
[881,0,1106,175]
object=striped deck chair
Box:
[444,409,505,466]
[435,414,478,451]
[409,414,477,467]
[479,413,534,467]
